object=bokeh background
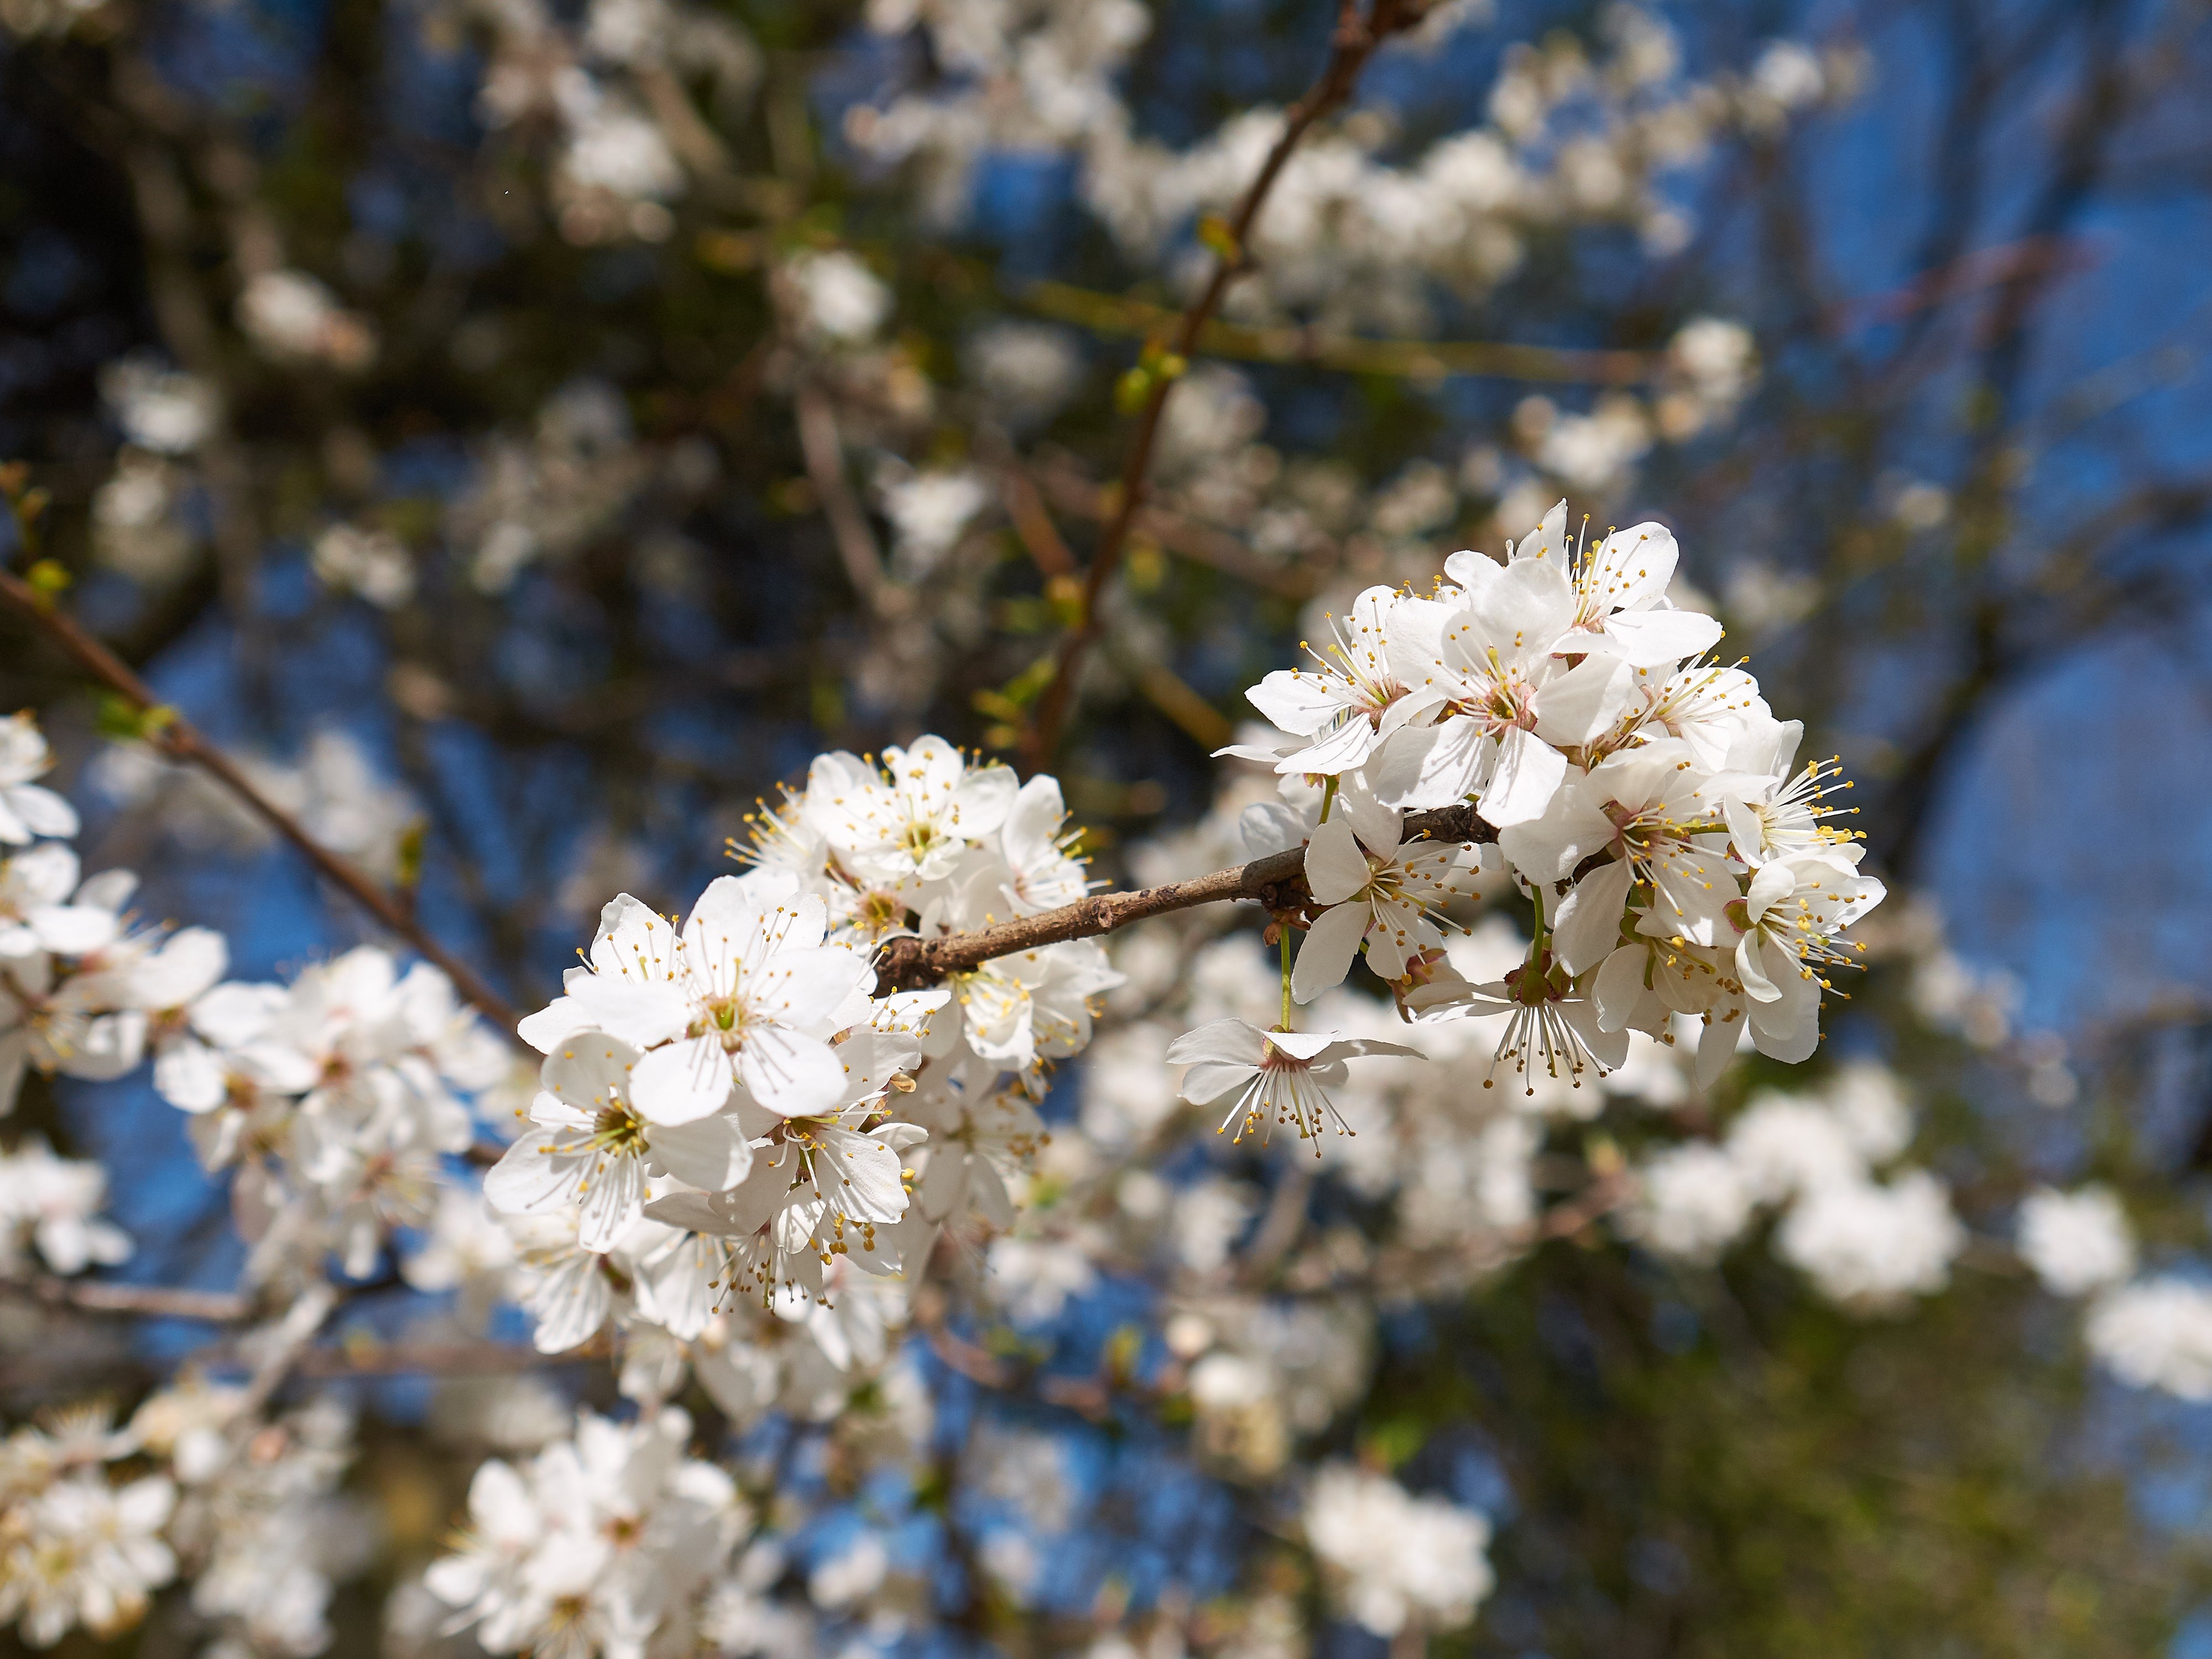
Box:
[6,0,2212,1652]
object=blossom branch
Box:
[1021,0,1423,766]
[0,564,528,1042]
[873,802,1491,988]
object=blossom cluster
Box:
[1629,1063,1964,1307]
[1193,499,1885,1138]
[426,1408,743,1659]
[461,736,1117,1387]
[144,944,509,1285]
[0,713,241,1119]
[1303,1463,1494,1639]
[1,1384,361,1656]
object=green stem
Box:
[1279,921,1294,1029]
[1317,775,1338,825]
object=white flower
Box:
[0,715,79,846]
[1379,531,1633,825]
[966,321,1082,425]
[485,1036,752,1252]
[1775,1170,1963,1308]
[1240,586,1442,779]
[0,1473,176,1645]
[519,875,875,1123]
[311,524,415,609]
[2085,1277,2212,1401]
[1303,1464,1492,1637]
[2017,1185,2136,1297]
[236,271,375,369]
[562,99,684,202]
[998,775,1090,914]
[425,1408,741,1659]
[1294,795,1478,1000]
[984,1234,1095,1323]
[1168,1017,1418,1150]
[98,357,218,455]
[1406,945,1628,1096]
[782,251,890,343]
[804,737,1018,886]
[0,1136,132,1276]
[1630,1142,1755,1262]
[877,468,990,579]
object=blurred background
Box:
[6,0,2212,1651]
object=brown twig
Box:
[873,802,1490,988]
[0,566,528,1041]
[1021,0,1419,766]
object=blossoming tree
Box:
[0,0,2208,1652]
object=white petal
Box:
[629,1034,735,1125]
[1291,902,1370,1004]
[1532,654,1632,746]
[1477,727,1567,827]
[1303,817,1372,905]
[734,1024,848,1118]
[1364,716,1486,812]
[1552,858,1633,974]
[1592,945,1647,1031]
[1598,607,1725,669]
[1246,669,1346,735]
[648,1114,754,1190]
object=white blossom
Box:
[1303,1464,1492,1637]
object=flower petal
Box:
[629,1034,735,1125]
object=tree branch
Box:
[873,802,1490,988]
[794,378,900,618]
[6,1275,254,1322]
[1021,0,1420,766]
[0,565,528,1043]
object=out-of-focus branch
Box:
[1020,277,1661,386]
[1035,458,1327,597]
[0,562,528,1043]
[1022,0,1422,766]
[794,378,902,618]
[6,1275,254,1322]
[292,1338,601,1377]
[873,802,1491,988]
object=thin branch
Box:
[1019,276,1660,386]
[873,802,1490,988]
[794,378,901,618]
[1022,0,1420,766]
[6,1275,254,1322]
[291,1338,600,1377]
[0,565,528,1042]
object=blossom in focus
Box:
[1168,1017,1419,1150]
[1294,794,1479,1000]
[518,875,875,1123]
